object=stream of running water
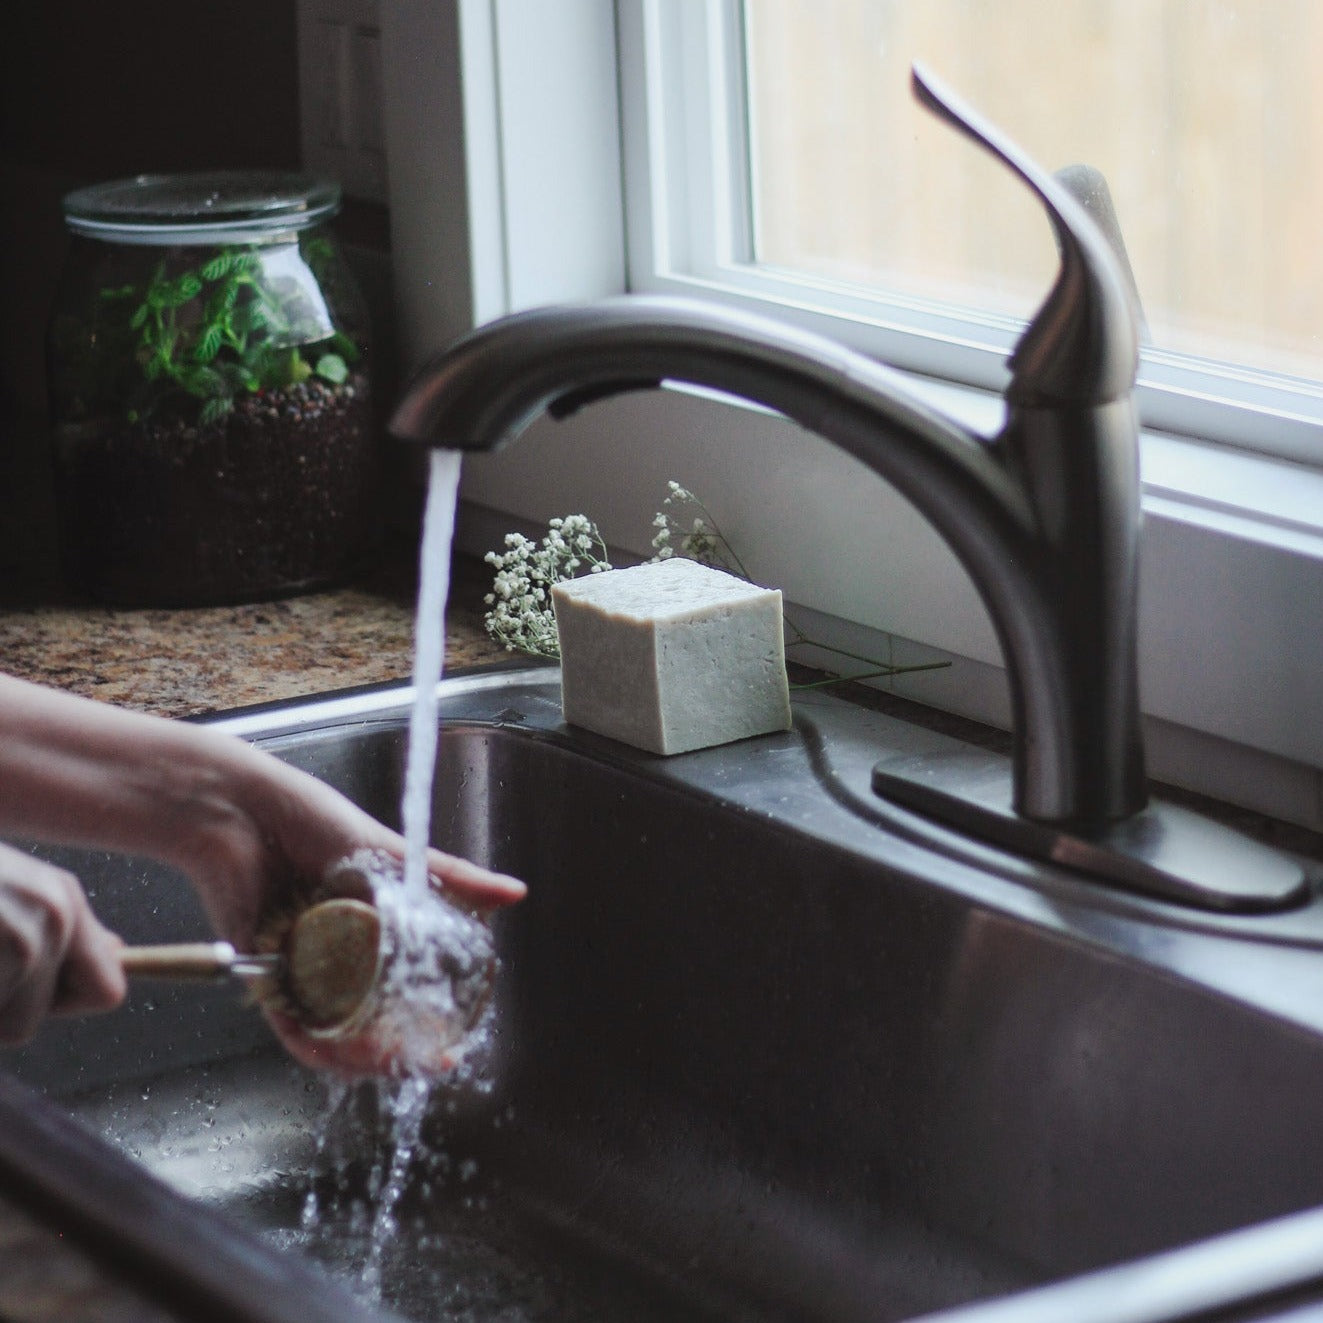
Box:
[401,448,466,900]
[304,448,477,1304]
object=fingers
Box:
[52,905,127,1017]
[425,848,526,911]
[0,845,126,1045]
[181,744,527,972]
[262,1006,465,1080]
[264,1011,408,1078]
[318,844,524,914]
[263,749,528,906]
[261,755,527,910]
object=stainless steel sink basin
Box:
[8,667,1323,1322]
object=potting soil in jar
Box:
[48,171,378,607]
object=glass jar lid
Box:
[62,171,341,245]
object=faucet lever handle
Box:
[911,63,1139,407]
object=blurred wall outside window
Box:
[744,0,1323,382]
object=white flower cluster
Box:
[649,481,746,577]
[482,515,612,659]
[484,481,941,690]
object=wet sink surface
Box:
[8,669,1323,1322]
[60,1050,712,1321]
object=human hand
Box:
[0,841,126,1045]
[178,737,525,943]
[174,739,525,1076]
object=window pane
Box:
[743,0,1323,381]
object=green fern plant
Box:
[99,242,360,426]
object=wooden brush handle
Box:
[120,941,241,980]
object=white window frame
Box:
[623,0,1323,469]
[381,0,1323,831]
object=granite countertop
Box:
[0,549,508,718]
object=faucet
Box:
[390,66,1308,914]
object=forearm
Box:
[0,673,524,1052]
[0,673,265,875]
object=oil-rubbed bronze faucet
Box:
[391,66,1308,913]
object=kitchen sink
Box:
[7,666,1323,1322]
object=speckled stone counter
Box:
[0,551,507,718]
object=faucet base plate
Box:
[871,748,1312,914]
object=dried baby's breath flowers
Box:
[485,483,949,690]
[482,515,612,659]
[649,481,749,577]
[649,481,949,691]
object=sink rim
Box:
[217,664,1323,1039]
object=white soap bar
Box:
[551,558,792,755]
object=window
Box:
[381,0,1323,829]
[623,0,1323,463]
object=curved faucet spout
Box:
[391,293,1146,830]
[390,64,1150,831]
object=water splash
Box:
[300,1078,350,1234]
[317,847,497,1078]
[362,1076,431,1297]
[369,862,496,1073]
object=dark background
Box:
[0,2,400,595]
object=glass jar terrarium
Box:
[47,171,377,606]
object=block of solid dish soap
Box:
[551,557,792,755]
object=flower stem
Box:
[789,660,950,691]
